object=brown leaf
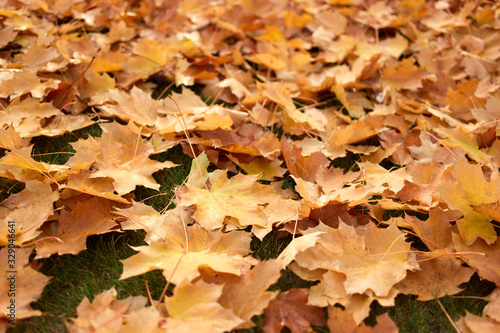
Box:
[0,247,51,324]
[180,170,277,232]
[0,127,30,150]
[452,232,500,286]
[456,312,500,333]
[163,279,244,333]
[0,180,59,245]
[327,307,398,333]
[35,195,120,258]
[397,257,474,301]
[439,160,500,246]
[64,170,130,204]
[405,207,453,251]
[219,259,282,327]
[382,57,429,91]
[65,288,162,333]
[120,223,257,284]
[484,288,500,322]
[472,201,500,222]
[263,288,326,333]
[281,136,329,183]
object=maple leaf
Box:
[218,259,282,328]
[66,136,101,170]
[309,272,400,325]
[65,288,163,333]
[291,222,417,311]
[163,279,244,333]
[65,288,127,332]
[472,201,500,222]
[397,257,474,301]
[0,127,30,150]
[452,232,500,286]
[444,80,487,122]
[34,195,121,258]
[382,57,431,91]
[328,307,398,333]
[122,306,163,333]
[432,124,492,165]
[456,312,500,333]
[156,88,239,134]
[120,223,257,285]
[328,114,386,147]
[79,70,116,106]
[89,122,176,195]
[281,136,329,183]
[263,288,326,333]
[0,69,59,99]
[100,86,164,127]
[0,248,51,325]
[3,0,500,330]
[180,170,277,232]
[0,145,68,183]
[438,161,500,246]
[117,200,169,243]
[484,288,500,322]
[331,84,373,118]
[227,156,286,181]
[261,83,327,134]
[64,170,129,204]
[0,180,58,245]
[405,207,453,251]
[0,97,58,137]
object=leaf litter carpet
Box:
[1,0,500,332]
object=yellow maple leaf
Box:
[439,161,500,246]
[180,170,276,231]
[164,279,244,333]
[293,222,417,298]
[120,223,257,284]
[89,122,176,195]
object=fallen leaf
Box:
[163,279,244,333]
[281,136,329,183]
[452,232,500,286]
[439,161,500,245]
[0,247,51,324]
[120,223,257,284]
[0,180,59,245]
[263,288,326,333]
[180,170,277,232]
[456,312,500,333]
[327,306,398,333]
[219,259,282,327]
[397,257,474,301]
[34,195,120,258]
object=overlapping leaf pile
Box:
[1,0,500,331]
